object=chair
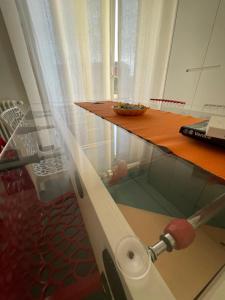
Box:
[0,137,6,153]
[0,106,24,132]
[0,183,102,299]
[0,99,24,115]
[1,106,60,152]
[0,100,25,141]
[1,106,67,192]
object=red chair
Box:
[0,170,103,300]
[0,137,6,153]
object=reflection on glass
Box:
[0,107,103,299]
[61,105,225,230]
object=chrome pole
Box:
[148,192,225,262]
[188,192,225,229]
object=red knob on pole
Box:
[109,160,128,185]
[164,219,196,250]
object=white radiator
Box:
[0,99,24,141]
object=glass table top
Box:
[1,104,224,227]
[1,103,225,299]
[57,104,225,229]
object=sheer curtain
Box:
[15,0,113,170]
[15,0,178,167]
[115,0,177,164]
[118,0,178,105]
[16,0,112,107]
[16,0,177,107]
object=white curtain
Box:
[16,0,177,107]
[15,0,113,170]
[118,0,177,105]
[14,0,178,167]
[16,0,112,106]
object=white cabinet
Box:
[193,0,225,108]
[164,0,224,108]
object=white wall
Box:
[1,0,43,112]
[0,9,28,104]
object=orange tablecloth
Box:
[75,101,225,180]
